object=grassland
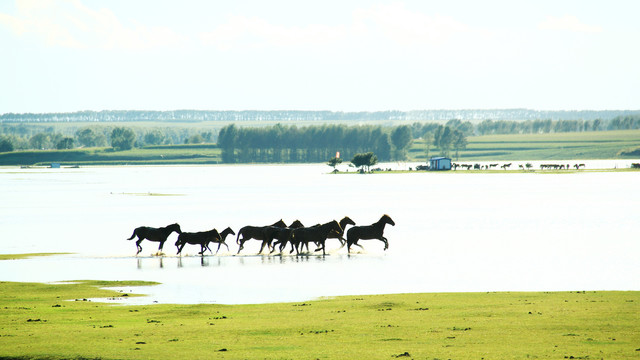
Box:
[0,280,638,359]
[412,130,640,161]
[1,130,639,166]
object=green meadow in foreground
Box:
[0,281,638,359]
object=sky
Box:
[1,0,639,113]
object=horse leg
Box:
[237,239,245,254]
[216,242,229,254]
[381,237,389,250]
[136,240,143,255]
[177,243,185,255]
[258,240,267,254]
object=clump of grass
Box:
[0,253,71,261]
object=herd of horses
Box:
[452,162,587,170]
[126,215,395,256]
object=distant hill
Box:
[1,109,639,123]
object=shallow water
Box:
[1,161,639,304]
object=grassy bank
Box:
[1,130,639,166]
[0,281,638,359]
[0,253,71,261]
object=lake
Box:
[1,161,639,304]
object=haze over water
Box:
[1,162,638,304]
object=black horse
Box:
[346,214,395,253]
[175,228,221,255]
[290,220,343,256]
[127,223,182,255]
[269,220,305,254]
[236,219,287,254]
[175,227,236,255]
[300,216,355,252]
[206,227,236,254]
[327,216,356,248]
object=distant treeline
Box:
[2,109,640,123]
[218,124,395,163]
[2,115,640,159]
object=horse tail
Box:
[236,228,243,245]
[127,228,138,240]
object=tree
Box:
[351,152,378,173]
[327,156,342,172]
[0,136,14,152]
[390,125,412,160]
[375,133,392,161]
[29,133,50,149]
[217,124,238,163]
[75,127,106,147]
[423,131,434,160]
[55,137,74,150]
[110,127,136,151]
[143,129,166,145]
[186,134,204,144]
[434,125,453,157]
[451,129,467,161]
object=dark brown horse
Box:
[290,220,343,256]
[301,216,356,252]
[175,228,221,255]
[207,227,236,254]
[236,219,287,254]
[346,214,395,253]
[127,223,182,255]
[269,220,305,254]
[175,227,236,255]
[327,216,356,247]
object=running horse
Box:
[269,220,305,254]
[289,220,343,256]
[327,216,356,248]
[175,228,221,255]
[127,223,182,255]
[175,227,236,255]
[236,219,287,254]
[346,214,395,254]
[207,227,236,254]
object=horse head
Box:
[330,220,343,233]
[289,219,304,229]
[272,219,287,228]
[340,216,356,228]
[221,227,235,239]
[168,223,182,234]
[381,214,395,226]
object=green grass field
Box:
[0,280,638,359]
[1,129,639,166]
[412,130,640,161]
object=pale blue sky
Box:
[1,0,638,113]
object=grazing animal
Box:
[127,223,182,255]
[346,214,395,254]
[175,228,221,255]
[289,220,343,255]
[236,219,287,254]
[501,163,512,170]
